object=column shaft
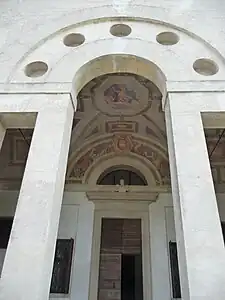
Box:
[165,94,225,300]
[0,96,74,300]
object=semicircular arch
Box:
[8,16,225,110]
[7,13,225,82]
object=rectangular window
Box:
[169,241,181,299]
[50,239,74,294]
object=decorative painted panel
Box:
[69,134,170,185]
[106,121,138,133]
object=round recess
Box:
[25,61,48,78]
[193,58,219,76]
[63,33,85,47]
[110,24,132,37]
[156,31,179,45]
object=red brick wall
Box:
[98,218,142,300]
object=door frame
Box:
[88,202,152,300]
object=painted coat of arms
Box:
[104,84,139,108]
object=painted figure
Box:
[104,84,139,105]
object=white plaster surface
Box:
[0,96,74,300]
[1,1,225,85]
[0,94,73,113]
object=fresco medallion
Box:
[93,75,151,116]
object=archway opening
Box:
[69,67,170,300]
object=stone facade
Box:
[1,1,225,300]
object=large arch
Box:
[3,3,225,85]
[7,17,225,112]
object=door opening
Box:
[121,254,143,300]
[98,218,143,300]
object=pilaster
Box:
[165,92,225,300]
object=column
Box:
[0,96,74,300]
[70,200,94,300]
[165,93,225,300]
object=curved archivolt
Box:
[8,17,225,97]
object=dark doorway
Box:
[121,254,143,300]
